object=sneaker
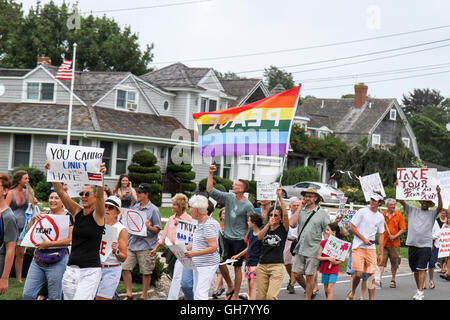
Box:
[412,291,424,300]
[287,283,295,294]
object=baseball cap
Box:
[369,191,384,202]
[136,183,151,194]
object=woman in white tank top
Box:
[95,196,128,300]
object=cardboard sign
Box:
[168,243,196,269]
[257,182,279,201]
[46,143,104,186]
[437,171,450,209]
[122,208,147,236]
[322,235,351,261]
[438,228,450,258]
[20,214,70,248]
[359,173,386,202]
[338,209,357,228]
[176,219,197,246]
[396,168,438,202]
[99,224,117,263]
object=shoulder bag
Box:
[290,206,320,256]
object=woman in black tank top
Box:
[44,161,106,300]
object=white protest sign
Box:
[46,143,104,186]
[66,183,83,198]
[99,224,117,263]
[257,182,279,201]
[359,173,386,202]
[168,243,196,269]
[438,228,450,258]
[437,171,450,209]
[337,209,357,228]
[20,214,70,248]
[323,235,351,261]
[122,208,147,236]
[176,219,197,246]
[396,168,438,202]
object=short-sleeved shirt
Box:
[209,188,254,241]
[382,210,406,248]
[259,224,288,264]
[319,239,339,275]
[0,208,18,255]
[192,217,220,267]
[292,206,330,258]
[404,204,436,248]
[158,212,192,246]
[127,200,162,251]
[351,207,384,250]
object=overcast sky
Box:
[19,0,450,102]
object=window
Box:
[100,141,113,176]
[163,101,169,110]
[62,139,80,145]
[116,143,129,175]
[318,131,327,139]
[26,82,55,101]
[13,134,31,167]
[200,97,217,112]
[402,137,410,148]
[372,134,381,146]
[116,89,137,110]
[390,109,397,120]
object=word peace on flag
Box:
[396,168,437,202]
[323,235,351,262]
[20,214,70,248]
[46,143,104,186]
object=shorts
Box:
[351,248,377,274]
[292,254,320,276]
[346,251,368,279]
[96,266,122,299]
[222,237,247,267]
[62,265,102,300]
[428,247,439,269]
[381,246,401,269]
[408,246,431,273]
[122,249,156,274]
[283,239,294,265]
[245,265,257,280]
[321,273,338,284]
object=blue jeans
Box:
[23,255,69,300]
[180,267,194,300]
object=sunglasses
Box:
[79,191,91,197]
[105,204,117,210]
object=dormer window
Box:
[389,109,397,120]
[26,82,55,102]
[116,89,137,111]
[200,97,217,112]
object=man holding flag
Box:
[194,86,302,300]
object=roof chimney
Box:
[37,56,52,66]
[354,83,368,108]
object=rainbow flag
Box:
[193,85,301,157]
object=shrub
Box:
[280,166,320,186]
[166,163,197,197]
[128,150,162,206]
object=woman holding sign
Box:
[44,160,106,300]
[22,191,74,300]
[149,193,192,300]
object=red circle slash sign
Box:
[126,210,145,234]
[30,215,60,246]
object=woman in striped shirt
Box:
[185,195,219,300]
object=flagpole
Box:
[66,43,77,145]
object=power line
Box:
[152,24,450,65]
[82,0,213,14]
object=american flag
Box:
[87,172,103,181]
[55,59,73,80]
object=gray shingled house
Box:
[290,83,420,182]
[0,59,275,195]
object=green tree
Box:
[263,65,295,91]
[401,88,445,118]
[0,1,153,74]
[0,0,23,63]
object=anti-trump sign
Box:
[121,209,147,237]
[20,214,70,248]
[396,168,438,202]
[46,143,104,186]
[176,220,197,246]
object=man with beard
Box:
[289,187,329,300]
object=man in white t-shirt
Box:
[346,192,385,300]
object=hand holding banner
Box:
[257,182,279,201]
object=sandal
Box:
[390,280,396,288]
[224,289,234,300]
[429,281,435,289]
[345,291,354,300]
[123,295,133,300]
